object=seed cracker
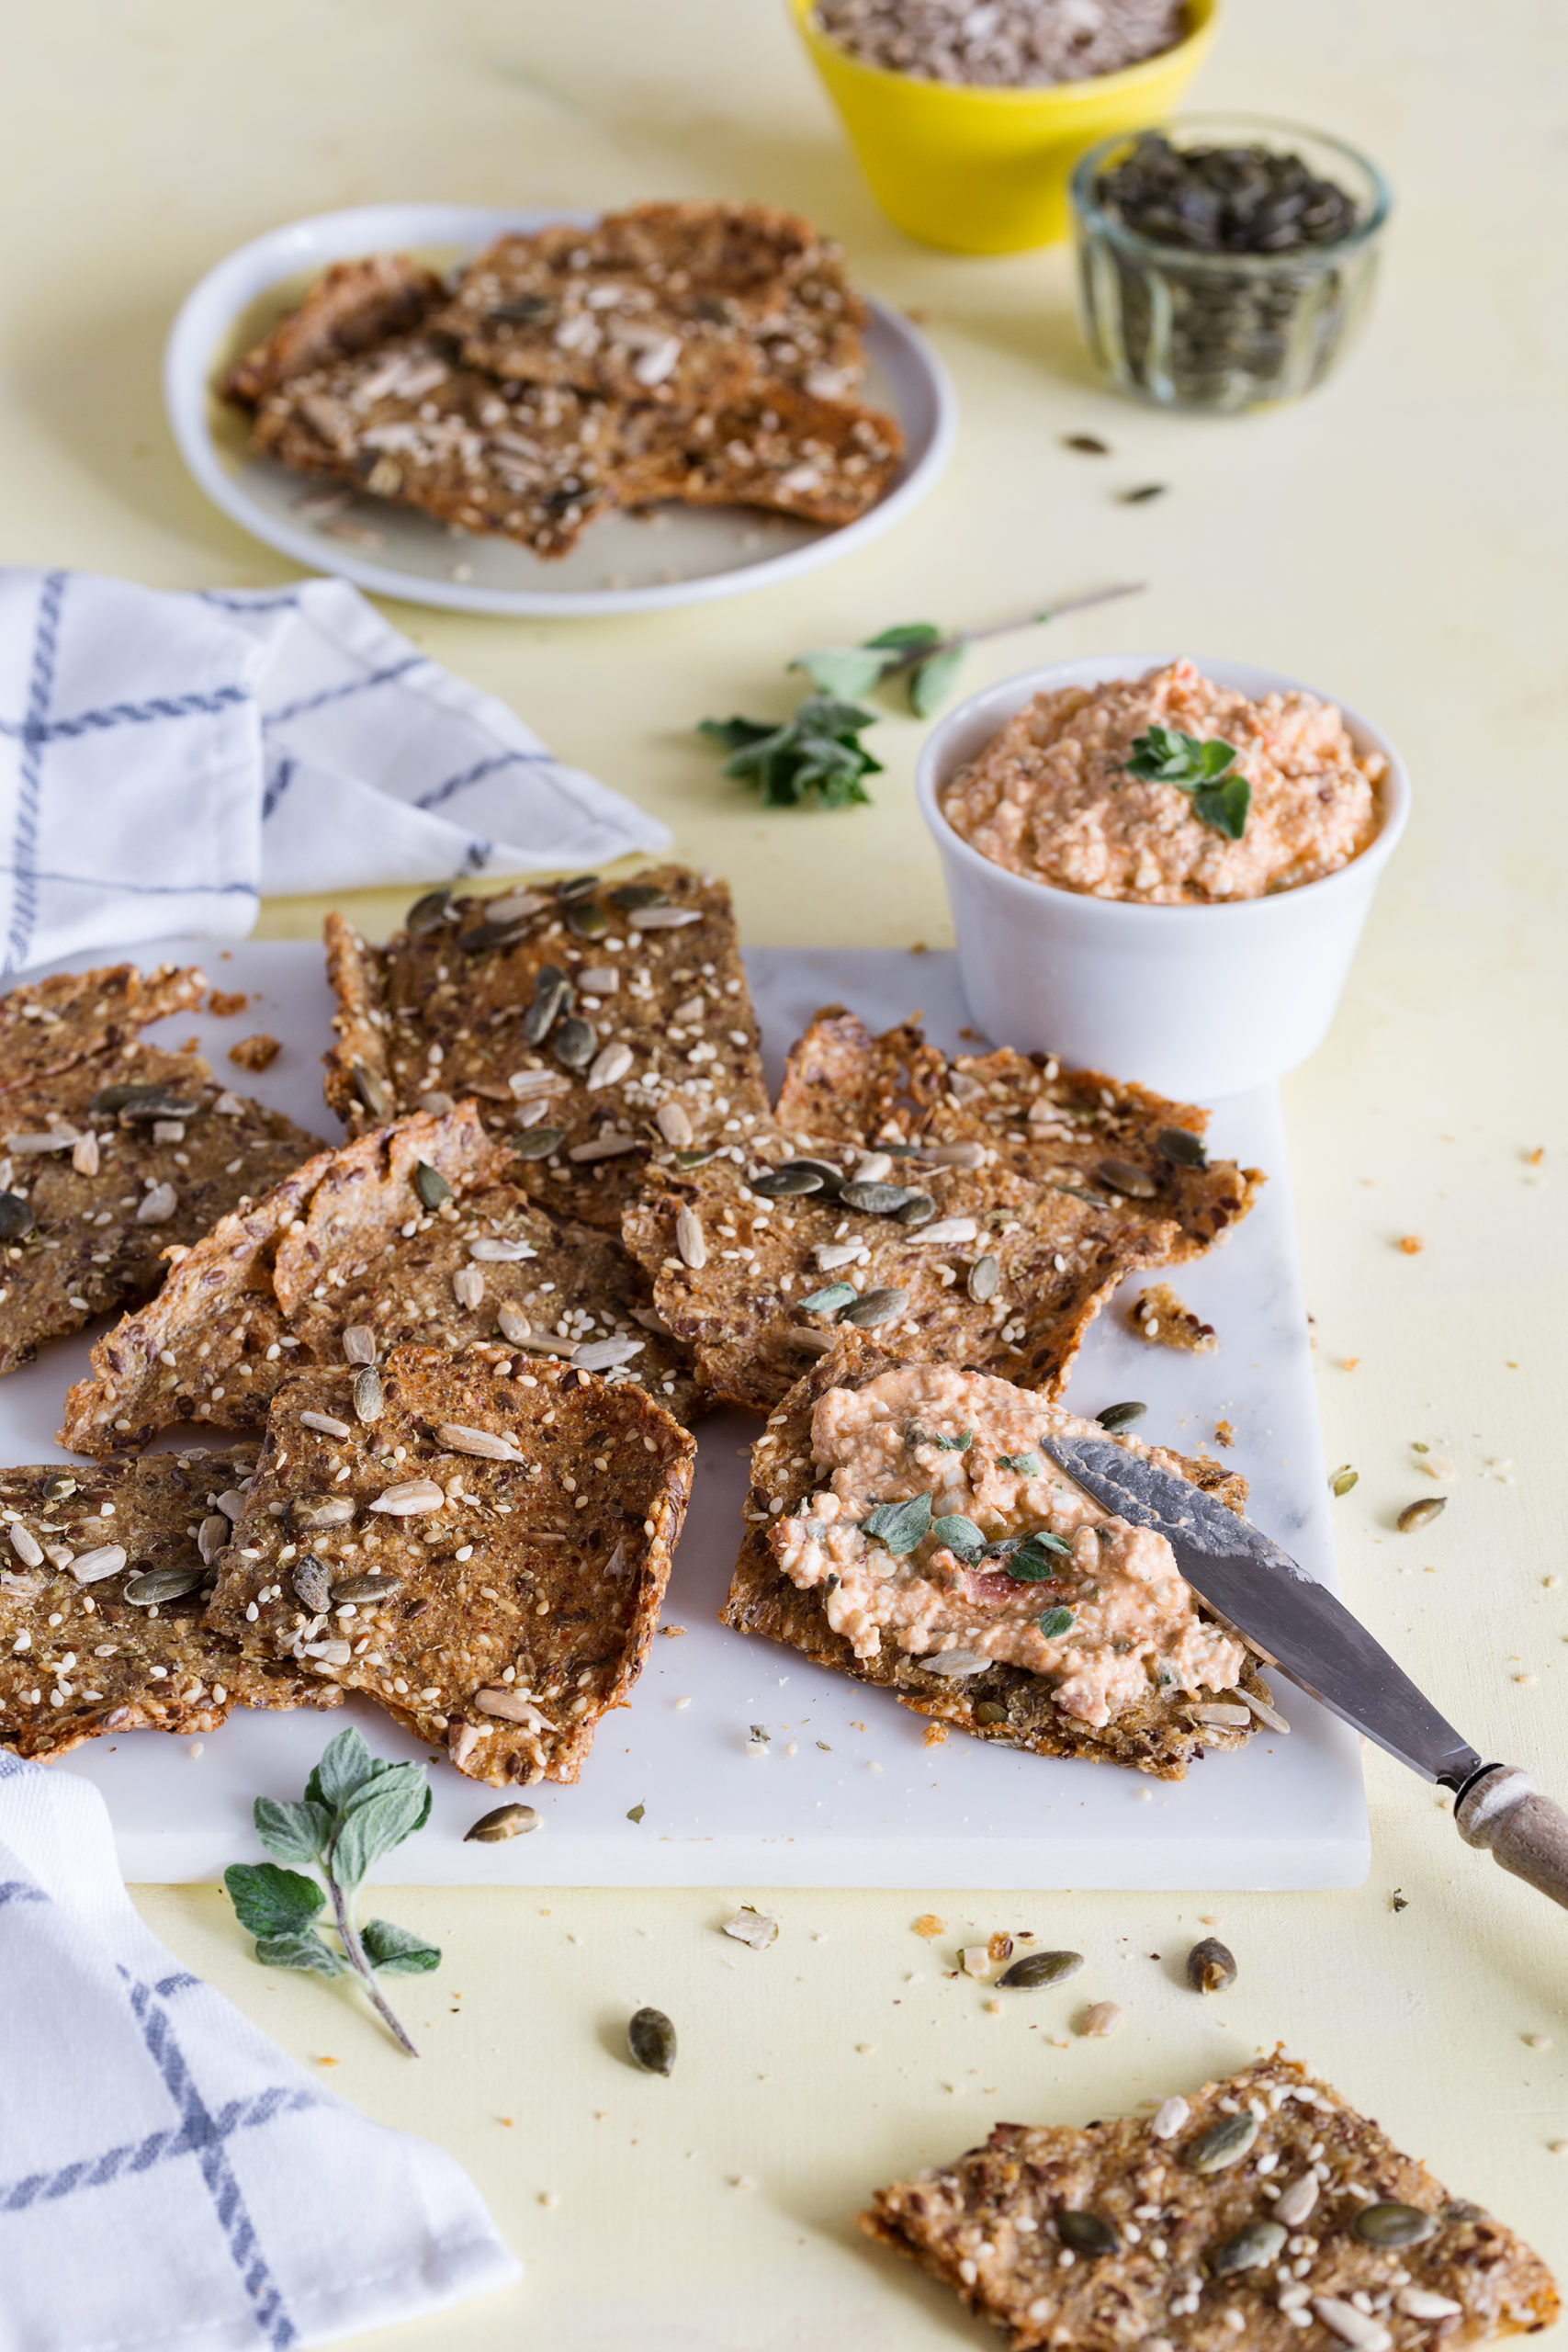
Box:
[1132,1282,1218,1352]
[860,2047,1559,2349]
[621,1143,1174,1416]
[321,864,770,1231]
[0,1044,321,1379]
[722,1330,1265,1780]
[57,1104,699,1455]
[220,252,446,409]
[0,961,204,1095]
[434,201,867,404]
[775,1008,1264,1262]
[0,1448,339,1760]
[203,1345,694,1786]
[620,379,904,529]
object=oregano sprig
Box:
[1125,725,1251,840]
[698,695,881,809]
[791,582,1145,718]
[224,1725,440,2055]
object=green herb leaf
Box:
[789,646,890,699]
[1038,1606,1077,1638]
[908,642,968,717]
[930,1513,988,1560]
[224,1860,325,1939]
[1007,1530,1074,1580]
[253,1796,333,1869]
[304,1724,380,1815]
[361,1919,443,1976]
[863,1493,933,1554]
[698,695,881,811]
[254,1928,350,1977]
[697,715,777,753]
[1192,771,1252,840]
[332,1764,435,1891]
[800,1280,857,1314]
[863,621,942,653]
[908,1424,972,1453]
[997,1452,1042,1476]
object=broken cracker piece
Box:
[220,253,446,408]
[861,2047,1559,2350]
[0,962,204,1096]
[775,1008,1263,1263]
[0,1447,339,1759]
[1131,1282,1218,1353]
[723,1330,1261,1781]
[323,865,769,1232]
[204,1344,694,1786]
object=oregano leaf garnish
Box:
[908,1424,972,1453]
[930,1513,988,1560]
[226,1725,440,2054]
[862,1493,934,1554]
[1006,1530,1074,1581]
[1125,726,1251,840]
[1038,1605,1077,1638]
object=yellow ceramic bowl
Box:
[790,0,1218,253]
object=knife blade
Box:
[1035,1430,1568,1911]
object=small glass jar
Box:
[1070,114,1391,412]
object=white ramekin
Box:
[915,652,1410,1100]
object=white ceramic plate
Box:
[12,941,1365,1889]
[164,201,958,618]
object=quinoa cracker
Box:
[722,1331,1264,1781]
[861,2048,1559,2348]
[0,1448,339,1760]
[204,1345,695,1786]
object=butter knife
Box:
[1038,1432,1568,1912]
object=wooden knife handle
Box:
[1456,1765,1568,1911]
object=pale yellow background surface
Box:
[3,0,1566,2343]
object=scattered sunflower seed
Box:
[966,1252,999,1303]
[291,1495,355,1532]
[70,1544,128,1585]
[1186,1935,1236,1993]
[299,1411,352,1439]
[412,1161,453,1210]
[722,1906,779,1950]
[332,1572,404,1604]
[136,1183,179,1225]
[572,1336,645,1373]
[370,1477,446,1516]
[352,1367,384,1424]
[1096,1400,1146,1430]
[436,1421,525,1463]
[675,1205,707,1270]
[1079,1999,1123,2038]
[6,1522,44,1568]
[343,1325,378,1366]
[1397,1497,1446,1532]
[125,1563,205,1606]
[197,1514,230,1566]
[998,1949,1083,1989]
[654,1101,694,1148]
[586,1042,633,1091]
[627,2006,677,2075]
[465,1803,539,1842]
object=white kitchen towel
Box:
[0,1751,522,2352]
[0,567,671,978]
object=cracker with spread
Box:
[0,1448,341,1759]
[58,1103,699,1457]
[774,1007,1262,1262]
[723,1332,1271,1780]
[323,864,770,1232]
[862,2049,1559,2349]
[203,1345,694,1786]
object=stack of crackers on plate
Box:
[219,203,905,556]
[0,863,1275,1792]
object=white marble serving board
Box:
[5,941,1367,1888]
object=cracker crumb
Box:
[913,1913,946,1939]
[1214,1418,1235,1447]
[922,1720,949,1747]
[228,1033,281,1072]
[1130,1282,1216,1352]
[1397,1234,1425,1254]
[208,989,249,1017]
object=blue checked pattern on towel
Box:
[0,569,671,978]
[0,1754,520,2351]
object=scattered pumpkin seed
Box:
[606,881,669,910]
[553,1016,595,1071]
[1185,2112,1258,2173]
[998,1949,1083,1990]
[405,887,454,934]
[1329,1464,1359,1497]
[125,1563,206,1606]
[352,1061,392,1119]
[412,1160,453,1210]
[1096,1400,1146,1430]
[1354,2202,1439,2249]
[552,873,600,903]
[975,1700,1009,1725]
[458,917,533,956]
[840,1285,909,1329]
[750,1165,825,1197]
[782,1156,845,1196]
[291,1553,333,1613]
[42,1471,77,1500]
[567,899,609,939]
[1096,1157,1160,1199]
[1211,2219,1287,2275]
[0,1192,34,1238]
[1187,1936,1236,1994]
[1058,2211,1119,2255]
[521,966,572,1046]
[841,1179,916,1216]
[465,1802,539,1842]
[90,1082,202,1121]
[673,1147,719,1170]
[513,1126,563,1162]
[332,1572,404,1605]
[800,1281,856,1315]
[1156,1125,1208,1168]
[627,2006,677,2075]
[967,1252,999,1303]
[353,1366,384,1424]
[893,1192,937,1227]
[1397,1497,1446,1532]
